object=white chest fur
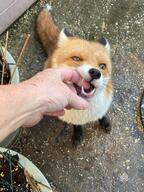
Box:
[60,89,113,125]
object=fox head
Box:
[51,28,112,98]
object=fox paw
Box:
[72,125,83,148]
[99,116,112,133]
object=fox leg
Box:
[55,122,69,143]
[99,116,111,133]
[72,125,84,147]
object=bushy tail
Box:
[36,4,60,56]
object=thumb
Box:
[68,91,89,110]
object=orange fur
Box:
[36,6,113,126]
[37,8,60,57]
[37,9,112,82]
[51,38,111,75]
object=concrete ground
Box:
[0,0,144,191]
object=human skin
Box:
[0,68,89,141]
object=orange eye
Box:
[99,63,106,70]
[71,56,82,62]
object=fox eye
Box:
[99,63,106,70]
[71,56,82,62]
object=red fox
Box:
[37,4,113,146]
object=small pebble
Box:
[119,172,129,182]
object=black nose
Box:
[89,68,101,80]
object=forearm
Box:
[0,81,43,141]
[0,68,89,141]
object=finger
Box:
[68,91,89,110]
[59,68,82,84]
[59,68,90,89]
[65,105,72,110]
[45,110,65,117]
[67,84,77,93]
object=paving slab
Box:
[0,0,36,35]
[0,0,144,191]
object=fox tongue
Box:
[74,79,95,97]
[81,84,95,97]
[77,78,90,89]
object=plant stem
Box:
[9,34,31,84]
[1,31,9,85]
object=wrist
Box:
[0,80,44,140]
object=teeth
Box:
[81,86,95,96]
[78,78,95,97]
[78,79,84,87]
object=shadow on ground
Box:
[0,0,144,191]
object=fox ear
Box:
[58,28,72,47]
[98,37,111,54]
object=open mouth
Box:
[74,79,96,98]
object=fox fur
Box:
[37,4,113,131]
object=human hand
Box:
[0,68,90,141]
[22,68,89,127]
